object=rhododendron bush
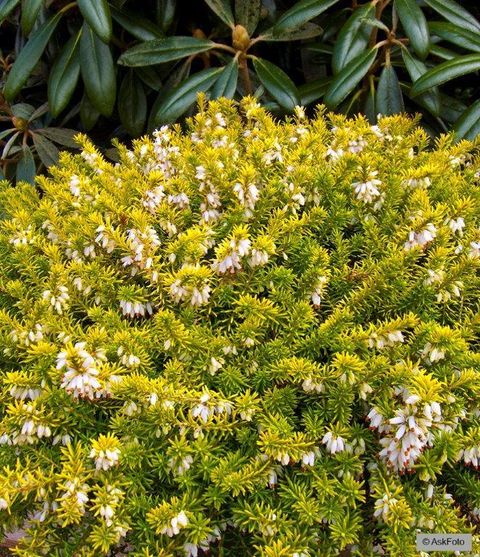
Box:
[0,98,480,556]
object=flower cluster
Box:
[402,176,431,189]
[168,454,194,477]
[121,227,161,275]
[142,185,165,213]
[94,484,124,527]
[95,225,116,253]
[310,276,328,307]
[460,445,480,469]
[459,429,480,469]
[469,240,480,258]
[420,342,446,364]
[119,299,154,318]
[302,377,324,393]
[322,431,349,455]
[90,435,121,471]
[370,398,444,472]
[351,169,384,209]
[57,342,103,399]
[373,494,399,522]
[58,478,89,517]
[190,392,233,424]
[403,223,437,250]
[9,383,41,401]
[212,236,251,274]
[57,342,109,400]
[0,402,52,446]
[169,265,211,307]
[150,126,179,177]
[153,509,189,537]
[42,285,70,314]
[368,330,404,350]
[184,526,223,557]
[233,181,259,217]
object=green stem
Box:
[58,2,76,14]
[212,43,237,55]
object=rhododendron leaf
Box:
[204,0,234,28]
[298,77,331,105]
[80,93,100,130]
[149,68,222,127]
[439,93,467,123]
[79,23,116,116]
[134,66,163,91]
[273,0,339,33]
[32,133,59,168]
[410,54,480,96]
[48,32,81,117]
[253,58,299,111]
[429,44,456,61]
[235,0,261,35]
[211,59,239,99]
[424,0,480,33]
[20,0,43,35]
[0,0,19,20]
[402,49,441,116]
[377,65,404,116]
[16,145,35,184]
[37,128,79,149]
[119,70,147,136]
[111,5,163,41]
[429,22,480,54]
[395,0,430,59]
[453,100,480,141]
[364,82,376,123]
[261,22,322,41]
[157,0,176,32]
[119,37,214,67]
[4,13,61,101]
[77,0,112,43]
[332,3,374,74]
[324,48,376,108]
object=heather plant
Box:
[0,98,480,556]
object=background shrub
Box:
[0,98,479,555]
[1,0,480,182]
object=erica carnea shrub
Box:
[0,98,480,557]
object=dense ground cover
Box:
[0,99,479,555]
